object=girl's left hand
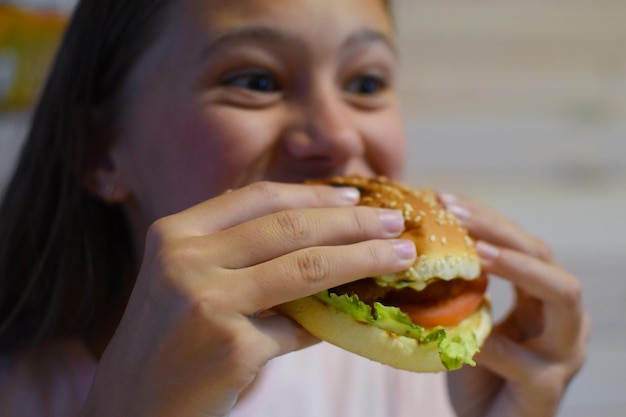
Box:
[439,192,590,417]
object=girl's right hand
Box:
[79,181,416,417]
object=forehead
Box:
[168,0,393,42]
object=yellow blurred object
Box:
[0,4,68,111]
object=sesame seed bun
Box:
[277,175,491,372]
[320,175,481,290]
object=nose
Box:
[282,86,366,172]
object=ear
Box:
[80,107,133,204]
[83,154,132,204]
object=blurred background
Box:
[1,0,625,416]
[394,1,626,416]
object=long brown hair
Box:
[0,0,169,353]
[0,0,395,353]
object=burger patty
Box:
[331,277,481,310]
[331,278,395,304]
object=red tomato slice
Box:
[388,276,488,328]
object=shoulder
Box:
[0,339,96,417]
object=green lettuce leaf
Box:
[314,291,479,370]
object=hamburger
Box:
[277,175,492,372]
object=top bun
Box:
[310,175,481,290]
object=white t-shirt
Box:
[231,342,456,417]
[0,339,455,417]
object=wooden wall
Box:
[394,2,625,416]
[395,0,626,186]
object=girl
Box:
[0,0,588,415]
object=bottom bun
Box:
[277,296,492,373]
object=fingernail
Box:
[392,239,416,260]
[447,204,471,222]
[252,309,278,319]
[438,191,459,206]
[379,209,405,236]
[476,241,500,260]
[338,187,360,203]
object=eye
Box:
[344,74,387,95]
[222,70,280,93]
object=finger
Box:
[476,331,571,416]
[439,192,555,262]
[474,331,539,385]
[493,290,544,343]
[478,240,582,312]
[510,287,545,340]
[209,206,406,268]
[251,314,320,357]
[528,306,591,368]
[235,238,417,315]
[477,241,585,356]
[166,182,361,237]
[479,316,589,403]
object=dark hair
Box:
[0,0,395,354]
[0,0,169,353]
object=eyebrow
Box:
[343,28,398,57]
[200,26,307,59]
[199,26,396,60]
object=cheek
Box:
[179,109,275,184]
[198,106,289,166]
[115,104,277,219]
[363,110,407,180]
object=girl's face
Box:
[110,0,405,226]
